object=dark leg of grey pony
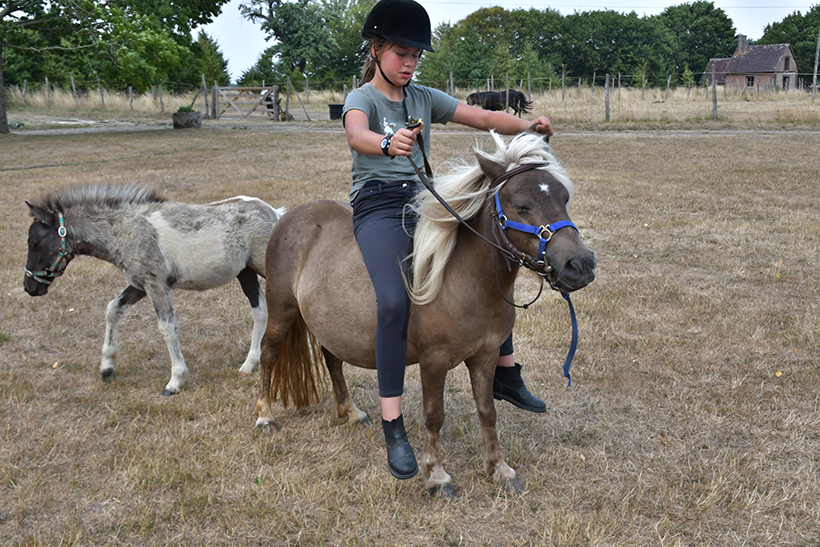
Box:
[100,285,146,381]
[236,267,267,375]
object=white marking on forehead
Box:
[539,183,551,195]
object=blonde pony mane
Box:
[408,131,573,306]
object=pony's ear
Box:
[476,153,507,184]
[26,202,53,225]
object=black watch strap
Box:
[380,134,393,156]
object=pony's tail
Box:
[271,314,326,408]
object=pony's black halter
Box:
[24,212,75,285]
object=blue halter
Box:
[493,192,578,273]
[493,187,579,387]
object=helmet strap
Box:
[371,45,407,89]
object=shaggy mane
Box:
[408,131,574,305]
[31,183,166,213]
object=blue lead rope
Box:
[561,291,578,387]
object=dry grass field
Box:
[1,89,819,545]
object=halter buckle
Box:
[537,225,554,242]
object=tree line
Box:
[3,0,819,133]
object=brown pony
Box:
[254,131,596,498]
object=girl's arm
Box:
[344,108,423,157]
[449,102,554,138]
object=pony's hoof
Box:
[504,477,524,493]
[352,414,371,427]
[429,484,458,500]
[161,388,179,397]
[101,369,113,381]
[255,419,279,433]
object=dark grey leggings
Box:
[352,180,515,397]
[352,180,419,398]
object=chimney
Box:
[736,35,747,55]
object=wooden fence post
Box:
[96,75,105,108]
[201,74,210,117]
[665,74,671,101]
[70,72,79,108]
[505,74,510,112]
[45,76,51,107]
[23,79,27,106]
[159,84,164,114]
[287,77,311,121]
[285,76,292,119]
[812,22,820,100]
[642,71,646,100]
[211,80,219,120]
[712,64,718,120]
[591,70,596,97]
[561,72,565,101]
[605,73,610,121]
[129,86,133,110]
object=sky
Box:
[196,0,818,81]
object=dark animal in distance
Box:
[24,183,284,395]
[466,90,533,117]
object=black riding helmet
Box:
[362,0,434,52]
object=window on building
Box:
[785,57,790,71]
[746,76,754,88]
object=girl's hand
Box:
[389,122,424,157]
[530,116,554,138]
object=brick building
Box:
[700,35,799,91]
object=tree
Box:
[419,7,560,89]
[189,30,230,87]
[322,0,372,85]
[657,1,736,75]
[561,10,676,86]
[236,45,288,85]
[758,5,820,79]
[240,0,335,79]
[418,24,492,88]
[1,0,91,134]
[0,0,229,134]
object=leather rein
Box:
[407,132,578,386]
[407,134,578,291]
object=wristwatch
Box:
[380,134,393,156]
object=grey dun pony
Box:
[24,183,284,395]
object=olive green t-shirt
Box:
[342,83,459,201]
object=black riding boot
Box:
[493,363,547,413]
[381,415,418,480]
